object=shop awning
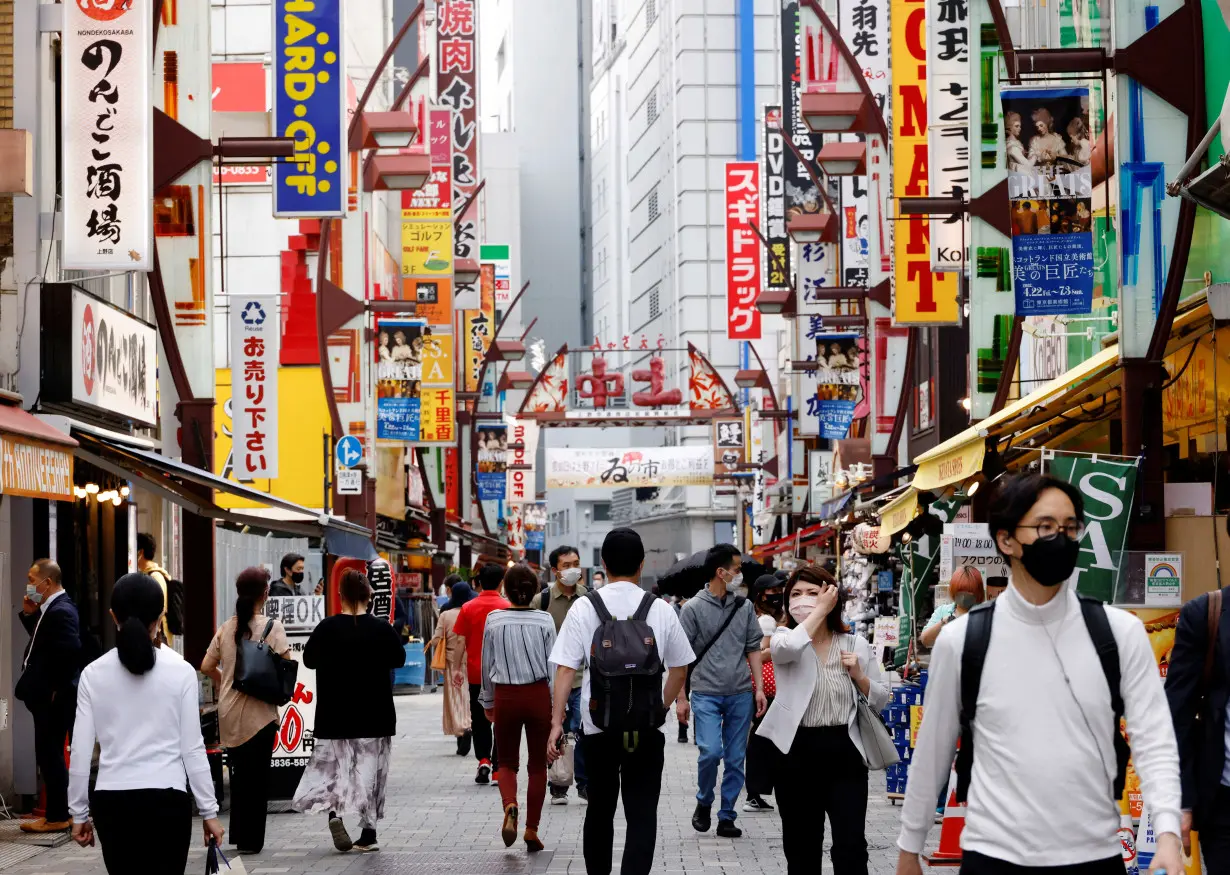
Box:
[0,404,78,448]
[74,432,373,543]
[749,522,834,559]
[879,488,919,536]
[0,401,77,501]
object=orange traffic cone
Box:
[924,762,965,866]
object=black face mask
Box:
[1018,534,1080,587]
[291,571,305,584]
[763,593,784,611]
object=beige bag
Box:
[547,733,575,787]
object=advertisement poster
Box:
[462,264,496,394]
[272,0,345,217]
[375,319,425,441]
[476,424,508,501]
[62,0,153,270]
[1002,86,1095,315]
[229,295,280,479]
[890,0,959,324]
[714,417,747,478]
[811,333,862,439]
[938,523,1010,588]
[1144,553,1182,607]
[524,502,547,552]
[1045,452,1138,603]
[401,221,454,278]
[724,162,763,340]
[270,630,317,798]
[482,244,513,306]
[763,106,791,291]
[545,447,715,489]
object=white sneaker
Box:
[550,793,569,806]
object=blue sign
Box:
[877,570,895,593]
[273,0,345,217]
[335,435,362,469]
[809,398,857,439]
[377,396,420,441]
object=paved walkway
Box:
[3,694,910,874]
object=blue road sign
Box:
[335,435,362,469]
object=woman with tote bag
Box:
[427,579,475,754]
[756,565,890,875]
[202,567,290,856]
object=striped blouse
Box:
[800,635,857,728]
[479,608,557,709]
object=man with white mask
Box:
[542,545,589,803]
[680,544,768,838]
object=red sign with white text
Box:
[211,62,270,185]
[724,162,762,340]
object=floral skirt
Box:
[292,737,392,830]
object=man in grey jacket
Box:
[680,544,767,839]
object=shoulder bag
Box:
[848,635,899,770]
[233,619,298,706]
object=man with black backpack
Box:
[137,532,181,647]
[548,528,695,875]
[679,544,767,838]
[896,473,1182,875]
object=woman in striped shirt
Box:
[479,565,556,852]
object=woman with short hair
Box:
[480,565,557,852]
[293,569,407,853]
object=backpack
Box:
[149,566,186,637]
[955,596,1130,803]
[586,590,664,735]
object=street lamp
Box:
[756,289,796,316]
[734,368,772,390]
[454,257,482,286]
[816,141,867,176]
[489,338,527,362]
[348,111,419,151]
[498,369,536,392]
[787,211,836,244]
[362,152,431,192]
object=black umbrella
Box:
[657,550,774,600]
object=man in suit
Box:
[14,559,81,833]
[1165,585,1230,875]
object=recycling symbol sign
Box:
[240,301,267,326]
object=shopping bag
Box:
[206,840,248,874]
[430,638,447,672]
[547,733,575,788]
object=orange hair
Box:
[949,566,985,603]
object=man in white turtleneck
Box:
[896,473,1183,875]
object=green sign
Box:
[1045,453,1138,603]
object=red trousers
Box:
[493,680,551,829]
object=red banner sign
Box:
[724,162,762,340]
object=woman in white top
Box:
[69,573,223,873]
[756,565,889,875]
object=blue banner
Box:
[1002,85,1095,316]
[476,424,507,501]
[273,0,345,217]
[376,396,420,441]
[814,399,857,439]
[804,332,862,439]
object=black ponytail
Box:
[234,567,271,644]
[111,573,165,675]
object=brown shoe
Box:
[524,828,545,853]
[18,818,45,833]
[501,803,518,848]
[24,819,70,833]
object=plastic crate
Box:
[894,685,921,706]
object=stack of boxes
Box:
[882,671,928,798]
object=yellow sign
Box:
[215,367,331,509]
[890,0,959,325]
[912,439,986,492]
[463,263,496,393]
[880,488,919,535]
[909,705,923,747]
[421,332,455,387]
[419,387,456,444]
[401,220,453,277]
[0,434,74,501]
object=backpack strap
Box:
[632,592,657,622]
[1077,595,1130,800]
[586,589,613,624]
[540,590,551,611]
[259,618,276,644]
[955,600,995,803]
[686,595,747,696]
[1202,589,1223,691]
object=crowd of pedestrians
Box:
[14,472,1230,875]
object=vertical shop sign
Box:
[725,162,762,340]
[62,0,153,270]
[229,296,280,479]
[809,333,862,438]
[463,263,496,394]
[838,0,891,287]
[402,108,452,220]
[1044,451,1138,603]
[271,632,317,794]
[375,318,426,441]
[272,0,345,217]
[506,416,539,504]
[891,0,960,324]
[482,244,513,306]
[763,107,791,290]
[476,424,508,501]
[437,0,480,265]
[713,417,748,479]
[1002,86,1095,315]
[926,0,971,272]
[525,502,547,552]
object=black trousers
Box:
[581,730,665,875]
[468,683,498,768]
[227,721,277,853]
[961,852,1124,875]
[1201,785,1230,875]
[92,788,192,875]
[777,726,868,875]
[31,700,73,822]
[745,702,777,798]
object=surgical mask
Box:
[291,572,305,584]
[26,584,43,604]
[559,567,583,586]
[789,594,818,623]
[723,570,743,589]
[1018,534,1080,587]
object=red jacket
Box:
[453,589,511,684]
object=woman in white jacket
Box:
[756,565,889,875]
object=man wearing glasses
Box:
[896,473,1183,875]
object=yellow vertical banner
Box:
[462,263,496,394]
[891,0,960,325]
[420,332,455,387]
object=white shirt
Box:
[898,582,1182,866]
[69,647,218,823]
[549,580,695,735]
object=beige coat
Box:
[429,608,470,736]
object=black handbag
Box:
[233,619,297,706]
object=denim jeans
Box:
[550,686,587,792]
[691,690,754,822]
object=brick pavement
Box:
[3,694,911,874]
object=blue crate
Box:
[918,669,929,689]
[893,685,921,706]
[893,725,912,745]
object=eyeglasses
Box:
[1016,520,1086,541]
